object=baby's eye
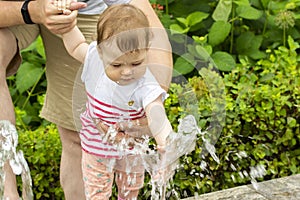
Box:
[132,62,142,67]
[111,64,121,67]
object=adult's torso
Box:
[77,0,131,15]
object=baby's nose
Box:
[121,67,133,75]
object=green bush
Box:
[162,36,300,198]
[17,124,63,199]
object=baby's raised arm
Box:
[145,96,172,150]
[51,0,88,62]
[61,26,89,63]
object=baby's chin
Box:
[117,78,137,85]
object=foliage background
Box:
[9,0,300,199]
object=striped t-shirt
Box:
[80,41,166,158]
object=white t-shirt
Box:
[80,41,167,158]
[78,0,131,15]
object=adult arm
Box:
[130,0,173,91]
[0,0,86,34]
[0,1,25,26]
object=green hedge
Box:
[16,37,300,199]
[17,124,63,199]
[163,36,300,197]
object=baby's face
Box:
[100,48,148,85]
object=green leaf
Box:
[236,5,263,20]
[173,54,196,76]
[211,51,236,71]
[236,32,265,59]
[36,193,42,199]
[167,0,210,18]
[170,34,186,43]
[259,0,272,9]
[16,62,44,94]
[170,24,190,34]
[266,132,273,140]
[246,49,266,60]
[212,0,232,22]
[279,108,287,117]
[287,117,297,127]
[176,17,188,27]
[195,45,211,61]
[260,73,275,82]
[36,36,46,59]
[284,129,294,140]
[233,0,251,6]
[208,21,231,46]
[186,11,209,27]
[287,35,300,51]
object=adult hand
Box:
[30,0,86,34]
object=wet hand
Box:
[152,151,178,185]
[116,117,151,138]
[94,118,109,134]
[154,134,167,152]
[94,120,135,147]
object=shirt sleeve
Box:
[139,69,168,109]
[81,49,90,83]
[142,86,168,109]
[81,42,97,83]
[103,0,131,6]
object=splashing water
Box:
[143,115,199,200]
[105,114,199,200]
[224,150,267,191]
[0,120,33,200]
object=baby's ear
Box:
[97,46,103,58]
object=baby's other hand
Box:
[52,0,72,14]
[152,152,178,185]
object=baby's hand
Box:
[152,151,178,185]
[94,119,136,147]
[53,0,72,15]
[155,134,167,153]
[154,130,172,152]
[116,117,152,137]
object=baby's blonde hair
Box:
[97,4,151,52]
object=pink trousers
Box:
[82,150,145,200]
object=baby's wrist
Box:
[156,143,166,153]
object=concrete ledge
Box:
[182,174,300,200]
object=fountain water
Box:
[0,120,33,200]
[98,114,199,200]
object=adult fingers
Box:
[44,11,78,34]
[69,1,87,11]
[45,19,77,34]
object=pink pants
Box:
[82,150,145,200]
